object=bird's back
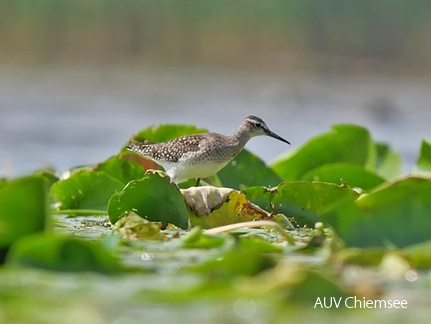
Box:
[127,133,206,163]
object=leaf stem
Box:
[203,220,296,245]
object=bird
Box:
[126,115,290,186]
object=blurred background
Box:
[1,0,431,176]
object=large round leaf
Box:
[243,181,359,227]
[301,163,385,191]
[108,173,189,229]
[272,124,375,181]
[50,170,124,211]
[95,155,146,185]
[375,142,402,179]
[217,150,282,190]
[6,234,122,274]
[416,140,431,172]
[0,176,48,250]
[322,177,431,248]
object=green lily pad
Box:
[50,170,124,212]
[416,139,431,172]
[94,155,146,185]
[322,176,431,248]
[243,182,360,227]
[108,173,189,229]
[193,236,279,278]
[272,124,375,181]
[331,248,386,266]
[111,211,163,240]
[0,176,49,251]
[239,263,349,305]
[402,240,431,269]
[0,177,7,189]
[182,226,226,249]
[287,270,348,304]
[35,170,60,187]
[6,233,122,274]
[217,150,283,189]
[301,163,385,191]
[375,142,402,179]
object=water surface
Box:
[1,65,430,176]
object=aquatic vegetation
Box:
[1,123,430,323]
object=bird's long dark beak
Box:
[266,130,291,145]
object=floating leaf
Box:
[287,270,348,304]
[182,226,226,249]
[94,155,146,185]
[323,177,431,248]
[331,248,386,266]
[301,163,385,190]
[375,142,402,179]
[416,139,431,172]
[0,177,7,189]
[0,176,48,253]
[243,182,359,227]
[193,237,279,278]
[50,170,124,211]
[217,150,283,189]
[272,124,375,181]
[111,211,162,240]
[236,236,283,253]
[237,262,350,304]
[35,170,60,187]
[6,233,122,274]
[401,240,431,269]
[108,173,189,229]
[182,186,288,229]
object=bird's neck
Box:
[231,127,253,147]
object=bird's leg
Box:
[195,178,201,187]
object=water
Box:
[1,64,430,176]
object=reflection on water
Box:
[1,65,430,176]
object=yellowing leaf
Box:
[183,186,289,228]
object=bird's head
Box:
[239,115,290,145]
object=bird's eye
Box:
[254,122,262,129]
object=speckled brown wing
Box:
[126,133,205,162]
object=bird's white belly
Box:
[160,160,229,183]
